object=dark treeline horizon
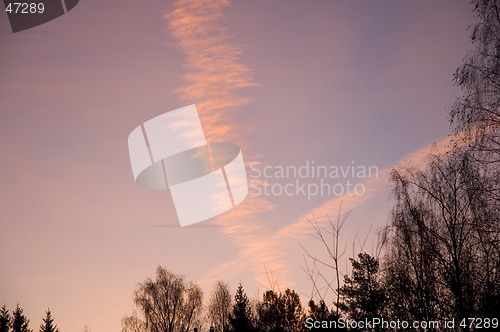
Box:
[1,305,61,332]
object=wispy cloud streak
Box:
[167,0,279,288]
[167,0,257,143]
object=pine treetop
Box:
[0,305,10,332]
[11,305,32,332]
[39,309,60,332]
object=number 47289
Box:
[5,2,45,14]
[460,318,499,329]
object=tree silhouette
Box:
[337,253,386,328]
[451,0,500,153]
[381,0,500,328]
[450,0,499,244]
[0,306,10,332]
[385,150,500,326]
[39,309,59,332]
[123,266,203,332]
[257,289,305,332]
[228,283,254,332]
[11,305,31,332]
[121,311,144,332]
[208,281,231,332]
[301,209,349,315]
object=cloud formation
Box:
[167,0,257,143]
[167,0,277,287]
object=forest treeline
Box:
[0,306,59,332]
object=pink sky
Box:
[0,0,476,330]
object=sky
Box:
[0,0,477,330]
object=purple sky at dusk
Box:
[1,0,476,330]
